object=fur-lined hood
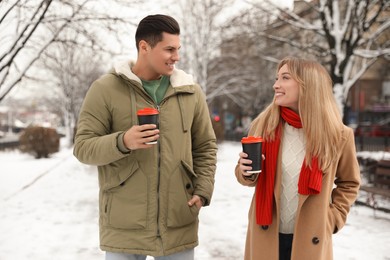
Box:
[113,60,195,88]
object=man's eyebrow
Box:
[165,45,181,49]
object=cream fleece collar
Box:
[114,60,194,88]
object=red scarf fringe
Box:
[255,107,322,225]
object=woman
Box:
[235,57,360,260]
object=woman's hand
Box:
[238,152,265,176]
[238,152,255,176]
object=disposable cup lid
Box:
[137,108,159,116]
[241,136,263,144]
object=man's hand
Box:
[123,124,159,150]
[188,195,204,209]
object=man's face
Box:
[144,32,180,79]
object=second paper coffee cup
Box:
[137,108,159,145]
[241,136,263,174]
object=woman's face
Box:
[273,64,300,112]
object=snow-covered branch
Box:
[242,0,389,118]
[0,0,140,102]
[343,57,377,99]
[354,48,390,59]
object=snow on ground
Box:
[0,141,389,260]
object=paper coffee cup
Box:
[137,108,159,145]
[241,136,263,174]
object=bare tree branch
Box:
[0,0,140,102]
[241,0,389,118]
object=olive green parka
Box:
[73,61,217,256]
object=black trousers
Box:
[279,233,294,260]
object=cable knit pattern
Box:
[279,123,305,234]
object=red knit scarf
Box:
[255,107,323,225]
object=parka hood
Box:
[113,60,195,88]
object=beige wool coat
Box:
[235,122,360,260]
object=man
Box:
[73,14,217,260]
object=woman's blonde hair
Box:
[251,57,343,171]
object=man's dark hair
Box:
[135,14,180,51]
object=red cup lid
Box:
[241,136,263,143]
[137,108,159,115]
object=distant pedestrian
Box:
[235,56,360,260]
[74,14,217,260]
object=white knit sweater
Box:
[279,123,306,234]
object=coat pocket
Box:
[327,203,338,235]
[166,160,199,228]
[103,160,148,230]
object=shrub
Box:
[19,126,60,159]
